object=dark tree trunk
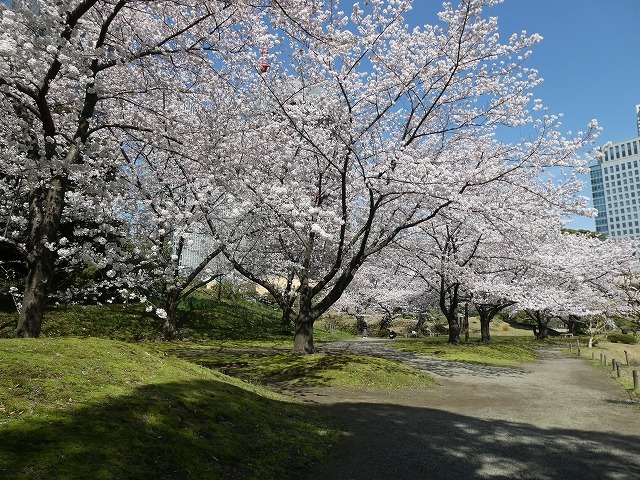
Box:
[475,302,514,343]
[566,315,579,334]
[479,315,490,343]
[415,312,427,334]
[16,175,68,338]
[477,305,497,343]
[380,312,393,331]
[281,299,295,330]
[446,312,461,344]
[536,319,549,340]
[527,310,550,340]
[293,312,315,353]
[16,249,54,338]
[162,288,181,339]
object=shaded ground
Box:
[302,339,640,480]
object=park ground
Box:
[305,339,640,480]
[1,302,640,479]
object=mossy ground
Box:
[0,337,343,480]
[391,336,557,367]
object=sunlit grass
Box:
[149,341,436,390]
[0,337,344,480]
[391,336,548,366]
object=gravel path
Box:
[303,339,640,480]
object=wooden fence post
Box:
[616,361,622,378]
[625,350,630,367]
[612,359,617,371]
[633,370,639,392]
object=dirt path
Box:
[302,339,640,480]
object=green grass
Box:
[0,300,355,343]
[391,336,547,367]
[0,337,344,480]
[148,341,436,390]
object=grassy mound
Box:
[0,337,343,480]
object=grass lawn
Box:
[148,340,437,390]
[0,298,438,479]
[0,337,345,480]
[390,336,564,367]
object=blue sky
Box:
[407,0,640,230]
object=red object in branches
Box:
[259,44,270,73]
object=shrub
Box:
[345,327,359,336]
[607,333,638,345]
[377,328,390,338]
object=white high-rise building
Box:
[589,108,640,238]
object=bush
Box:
[377,328,390,338]
[607,332,638,345]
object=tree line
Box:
[1,0,637,352]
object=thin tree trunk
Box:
[281,302,294,330]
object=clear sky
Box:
[407,0,640,230]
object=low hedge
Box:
[607,332,638,345]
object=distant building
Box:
[589,107,640,238]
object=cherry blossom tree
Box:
[0,0,268,337]
[510,230,637,339]
[223,0,599,353]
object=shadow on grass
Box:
[0,301,289,342]
[308,401,640,480]
[164,345,383,388]
[0,379,340,480]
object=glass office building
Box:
[590,109,640,239]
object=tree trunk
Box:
[536,320,549,340]
[281,299,295,330]
[162,289,181,339]
[415,312,427,334]
[16,179,68,337]
[446,312,461,344]
[293,312,315,354]
[477,305,497,343]
[533,311,549,340]
[380,312,393,331]
[16,250,54,337]
[479,314,491,343]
